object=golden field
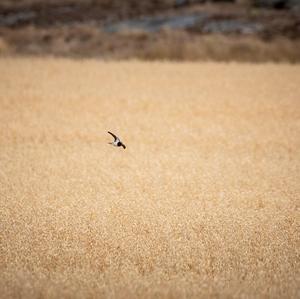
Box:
[0,58,299,298]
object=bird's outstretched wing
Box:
[108,131,118,141]
[121,143,126,149]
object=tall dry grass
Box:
[0,58,299,298]
[2,25,300,62]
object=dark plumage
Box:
[108,131,126,149]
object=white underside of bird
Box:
[110,139,120,146]
[107,131,126,149]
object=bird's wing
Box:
[108,131,118,141]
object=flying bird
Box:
[107,131,126,149]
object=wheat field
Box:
[0,58,299,298]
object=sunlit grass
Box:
[0,58,299,298]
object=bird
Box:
[107,131,126,149]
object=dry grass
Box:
[2,25,300,62]
[0,58,299,299]
[137,32,300,62]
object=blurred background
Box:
[0,0,299,62]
